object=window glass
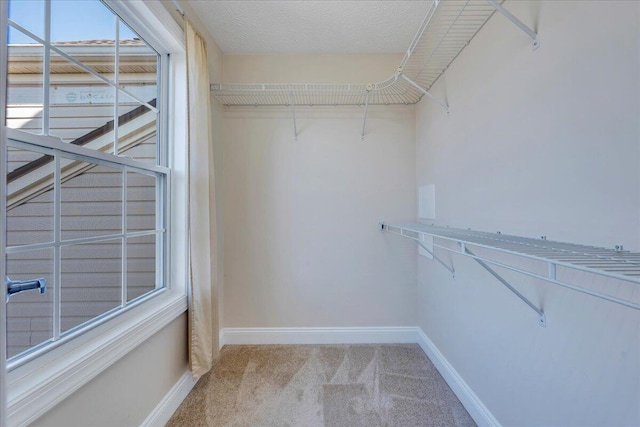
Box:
[50,0,116,45]
[61,240,121,333]
[126,170,156,232]
[6,145,54,246]
[126,234,157,303]
[49,52,116,144]
[6,27,43,136]
[116,92,157,162]
[60,159,123,241]
[8,0,45,41]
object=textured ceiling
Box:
[188,1,433,55]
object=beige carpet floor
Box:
[167,344,476,427]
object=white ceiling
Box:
[188,1,433,55]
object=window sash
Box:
[5,133,168,367]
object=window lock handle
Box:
[5,276,47,302]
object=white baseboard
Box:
[415,328,501,427]
[220,326,419,347]
[141,370,196,427]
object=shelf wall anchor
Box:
[487,0,540,50]
[400,74,449,115]
[465,246,546,327]
[288,85,298,141]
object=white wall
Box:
[415,1,640,426]
[222,55,418,329]
[30,315,187,427]
[223,54,402,83]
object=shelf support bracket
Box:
[288,85,298,141]
[361,86,371,141]
[487,0,539,50]
[401,74,449,115]
[417,240,455,278]
[465,246,546,327]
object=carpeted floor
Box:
[167,344,476,427]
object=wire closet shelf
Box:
[211,0,507,107]
[381,223,640,316]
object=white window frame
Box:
[1,1,10,425]
[3,2,188,426]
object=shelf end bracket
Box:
[487,0,539,50]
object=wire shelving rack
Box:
[210,0,536,109]
[381,223,640,326]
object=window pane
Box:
[61,240,122,333]
[118,19,158,164]
[6,248,54,359]
[118,19,158,80]
[6,27,43,136]
[49,51,115,144]
[51,4,116,92]
[117,92,157,164]
[51,0,116,45]
[8,0,45,42]
[6,145,54,246]
[127,234,157,302]
[127,170,156,232]
[61,160,123,241]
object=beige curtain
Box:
[186,20,218,379]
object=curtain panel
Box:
[186,20,218,379]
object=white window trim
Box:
[4,2,188,426]
[1,1,9,425]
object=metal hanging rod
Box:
[380,222,640,324]
[211,0,536,108]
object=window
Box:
[4,0,169,367]
[3,1,187,423]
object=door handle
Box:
[5,276,47,302]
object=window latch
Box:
[5,276,47,303]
